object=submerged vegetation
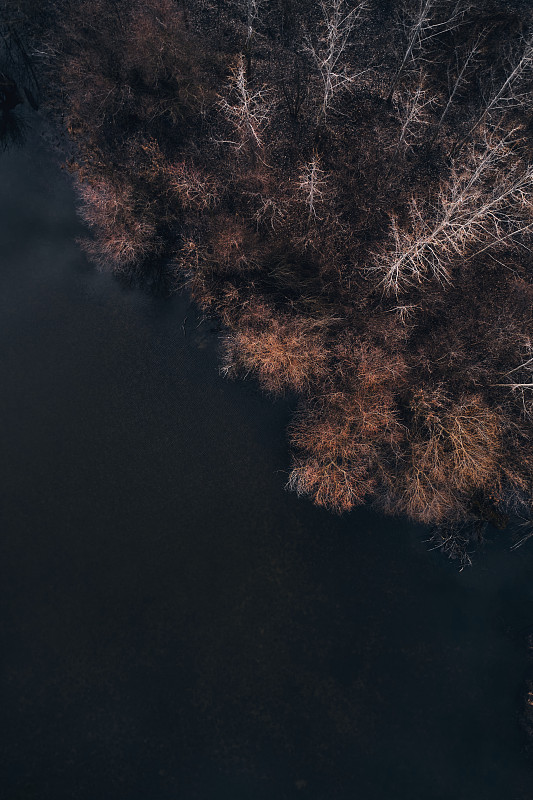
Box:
[5,0,533,562]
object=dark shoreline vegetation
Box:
[3,0,533,563]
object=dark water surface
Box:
[1,132,533,800]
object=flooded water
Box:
[1,129,533,799]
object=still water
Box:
[1,130,533,800]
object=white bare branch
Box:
[242,0,265,47]
[372,128,533,293]
[504,355,533,376]
[438,29,485,128]
[460,34,533,145]
[297,154,327,218]
[305,0,368,120]
[252,196,287,230]
[392,70,438,149]
[388,303,420,323]
[495,347,533,417]
[168,162,220,210]
[218,55,273,150]
[387,0,467,101]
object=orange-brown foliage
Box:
[76,178,164,273]
[288,386,404,513]
[391,391,502,524]
[221,303,331,394]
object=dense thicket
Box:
[6,0,533,563]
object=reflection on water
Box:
[1,129,532,800]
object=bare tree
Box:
[392,69,437,151]
[494,353,533,416]
[218,54,273,150]
[456,34,533,150]
[31,0,533,538]
[387,303,419,324]
[437,29,485,130]
[238,0,266,75]
[387,0,467,103]
[253,196,287,230]
[220,304,330,393]
[297,154,327,218]
[373,129,533,293]
[77,178,164,274]
[286,385,402,513]
[168,161,220,211]
[305,0,367,121]
[395,390,501,525]
[243,0,264,48]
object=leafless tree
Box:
[29,0,533,538]
[457,34,533,150]
[77,178,164,274]
[237,0,266,75]
[218,54,273,150]
[220,304,331,393]
[297,154,327,218]
[392,390,502,526]
[392,69,437,151]
[253,196,287,230]
[168,161,220,210]
[242,0,264,48]
[281,57,308,122]
[387,0,467,102]
[494,353,533,416]
[387,303,419,324]
[437,28,485,129]
[305,0,367,120]
[373,129,533,293]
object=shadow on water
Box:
[1,127,533,800]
